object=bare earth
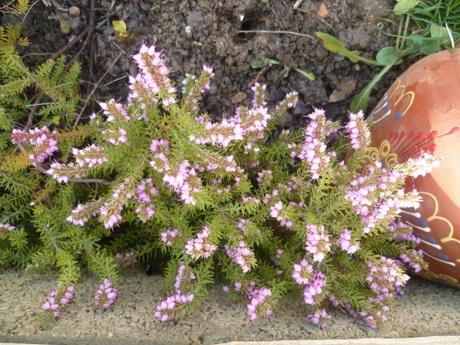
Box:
[1,270,460,345]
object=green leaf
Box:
[315,32,377,65]
[407,35,441,55]
[250,58,280,69]
[376,47,399,66]
[394,0,420,15]
[294,67,316,81]
[430,24,449,40]
[350,63,394,113]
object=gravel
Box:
[1,270,460,345]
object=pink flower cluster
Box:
[73,144,107,167]
[236,218,249,235]
[366,256,409,304]
[256,169,273,185]
[150,139,170,173]
[204,154,242,174]
[163,160,201,205]
[99,179,133,229]
[115,251,136,268]
[303,271,326,305]
[66,203,90,226]
[336,229,359,254]
[298,109,336,179]
[11,127,58,166]
[154,292,194,322]
[385,220,420,243]
[104,128,128,145]
[307,309,331,329]
[345,111,371,150]
[399,249,425,273]
[94,278,119,310]
[291,259,326,305]
[305,224,330,262]
[154,264,196,322]
[66,201,100,227]
[242,195,261,207]
[47,144,107,183]
[189,84,297,148]
[174,263,196,292]
[225,241,255,273]
[184,226,217,260]
[161,228,180,246]
[99,99,131,122]
[269,201,293,228]
[292,259,314,285]
[135,178,158,222]
[182,65,214,112]
[405,152,441,178]
[41,286,74,317]
[246,282,273,321]
[345,163,420,233]
[0,223,15,233]
[132,44,176,107]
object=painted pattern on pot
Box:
[367,48,460,287]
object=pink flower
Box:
[11,127,59,166]
[336,229,359,254]
[345,111,370,150]
[366,256,409,304]
[246,283,272,321]
[174,264,196,292]
[184,226,217,260]
[305,224,330,262]
[0,223,16,233]
[99,99,130,122]
[95,278,119,310]
[303,271,326,305]
[292,259,314,285]
[225,241,255,273]
[307,309,331,329]
[298,108,336,179]
[72,144,107,168]
[104,128,128,145]
[99,179,134,230]
[154,292,194,322]
[131,44,177,108]
[161,228,180,246]
[41,285,74,318]
[135,178,158,222]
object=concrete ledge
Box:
[217,336,460,345]
[3,336,460,345]
[1,270,460,345]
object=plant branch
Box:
[73,52,123,129]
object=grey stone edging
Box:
[217,336,460,345]
[2,270,460,345]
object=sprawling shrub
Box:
[5,43,438,328]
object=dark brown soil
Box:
[2,0,411,125]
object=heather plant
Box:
[0,23,84,270]
[6,42,440,328]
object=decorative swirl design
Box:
[369,79,415,125]
[365,140,399,168]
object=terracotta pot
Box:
[368,48,460,287]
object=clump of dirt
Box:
[2,0,409,126]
